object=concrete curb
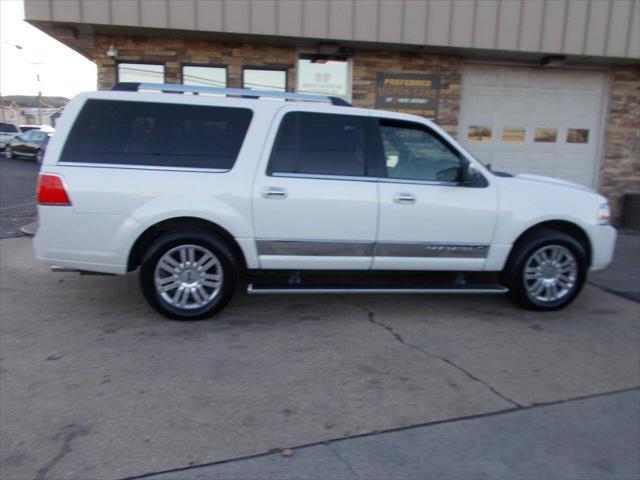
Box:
[19,221,38,237]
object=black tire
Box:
[502,229,587,311]
[139,229,238,320]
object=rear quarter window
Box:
[60,99,253,169]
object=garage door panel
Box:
[460,66,606,188]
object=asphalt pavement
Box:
[0,156,39,239]
[1,236,639,479]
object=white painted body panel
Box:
[34,89,616,277]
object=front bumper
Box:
[587,225,617,270]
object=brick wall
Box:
[600,66,640,222]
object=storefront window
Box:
[296,55,350,100]
[182,65,227,88]
[242,68,287,91]
[117,63,165,83]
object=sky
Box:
[0,0,97,99]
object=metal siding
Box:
[542,0,566,53]
[353,0,377,42]
[403,0,428,44]
[585,0,610,56]
[496,0,521,51]
[328,0,353,40]
[303,0,328,38]
[224,0,250,33]
[628,0,640,57]
[111,0,139,26]
[251,0,276,35]
[564,0,589,54]
[82,0,110,24]
[140,0,167,28]
[451,0,474,48]
[606,0,633,57]
[195,0,222,31]
[25,0,52,21]
[276,0,303,37]
[519,0,544,52]
[426,0,452,46]
[25,0,639,59]
[474,0,499,49]
[168,0,195,30]
[52,0,81,22]
[379,0,403,44]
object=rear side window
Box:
[268,112,366,176]
[0,122,19,133]
[60,99,253,170]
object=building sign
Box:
[375,73,440,118]
[297,58,350,99]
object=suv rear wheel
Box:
[502,229,587,311]
[139,230,237,320]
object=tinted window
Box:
[60,100,253,169]
[0,122,18,133]
[379,120,462,182]
[268,112,366,176]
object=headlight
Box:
[597,202,611,225]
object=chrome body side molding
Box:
[255,240,489,258]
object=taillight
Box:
[37,174,71,206]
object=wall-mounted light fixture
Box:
[106,44,118,58]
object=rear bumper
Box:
[33,206,131,275]
[587,225,617,271]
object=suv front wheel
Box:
[139,230,238,320]
[502,229,587,311]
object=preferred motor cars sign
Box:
[375,73,440,118]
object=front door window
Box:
[379,121,462,182]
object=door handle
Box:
[393,193,416,205]
[262,187,288,199]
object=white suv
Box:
[34,83,616,320]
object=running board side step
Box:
[247,284,509,294]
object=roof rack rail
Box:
[111,82,352,106]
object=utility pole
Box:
[37,73,42,125]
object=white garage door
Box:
[459,65,607,188]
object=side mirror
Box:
[460,162,478,184]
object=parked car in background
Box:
[0,121,21,150]
[4,129,51,163]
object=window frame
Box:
[116,61,166,84]
[180,63,228,88]
[266,111,379,180]
[242,66,289,92]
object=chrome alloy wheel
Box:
[154,244,223,310]
[523,245,577,303]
